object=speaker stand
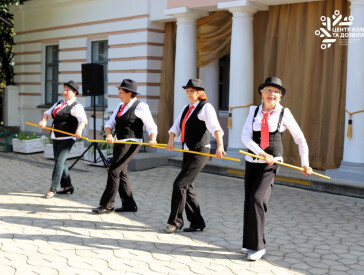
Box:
[69,95,108,170]
[69,141,108,170]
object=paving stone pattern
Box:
[0,156,363,274]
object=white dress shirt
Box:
[44,97,88,140]
[169,100,223,150]
[241,103,309,167]
[105,97,158,142]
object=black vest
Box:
[180,101,210,150]
[52,100,79,138]
[115,100,144,140]
[249,106,285,158]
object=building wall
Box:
[11,0,164,135]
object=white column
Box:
[199,60,219,110]
[226,6,256,158]
[326,0,364,181]
[173,13,199,121]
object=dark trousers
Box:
[243,161,279,251]
[167,147,209,229]
[99,143,140,209]
[51,139,75,190]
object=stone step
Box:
[128,152,169,171]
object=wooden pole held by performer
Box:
[25,122,240,162]
[26,121,88,140]
[239,150,330,180]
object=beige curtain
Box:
[253,0,349,170]
[157,22,176,143]
[197,11,232,68]
[157,12,231,142]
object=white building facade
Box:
[10,0,165,138]
[6,0,364,181]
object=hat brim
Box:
[182,85,205,91]
[117,86,139,94]
[258,83,286,97]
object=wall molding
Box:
[109,69,161,73]
[109,82,160,86]
[15,72,41,75]
[15,51,42,55]
[109,95,160,99]
[59,59,87,63]
[59,71,81,74]
[16,14,150,35]
[19,93,42,96]
[109,56,162,61]
[16,82,41,85]
[60,47,88,52]
[15,28,165,45]
[15,62,41,65]
[109,42,164,48]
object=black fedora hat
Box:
[182,79,205,91]
[118,79,138,94]
[64,80,79,95]
[258,77,286,97]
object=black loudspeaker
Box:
[81,63,104,96]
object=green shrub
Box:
[42,136,84,145]
[16,132,40,141]
[99,142,113,151]
[98,111,114,152]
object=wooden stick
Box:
[88,140,240,162]
[153,146,240,162]
[89,140,240,162]
[239,150,330,180]
[25,121,88,140]
[25,121,240,162]
[88,139,167,147]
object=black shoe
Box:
[115,206,137,213]
[57,186,74,194]
[92,206,114,214]
[183,227,205,232]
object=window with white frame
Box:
[45,45,59,105]
[91,40,108,107]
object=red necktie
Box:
[53,101,67,117]
[117,104,127,117]
[260,111,270,150]
[180,105,195,142]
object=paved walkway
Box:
[0,154,363,274]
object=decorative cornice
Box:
[165,7,207,19]
[218,0,267,12]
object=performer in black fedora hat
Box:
[39,80,88,199]
[241,76,312,260]
[163,78,226,233]
[92,79,157,214]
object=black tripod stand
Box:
[69,95,108,170]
